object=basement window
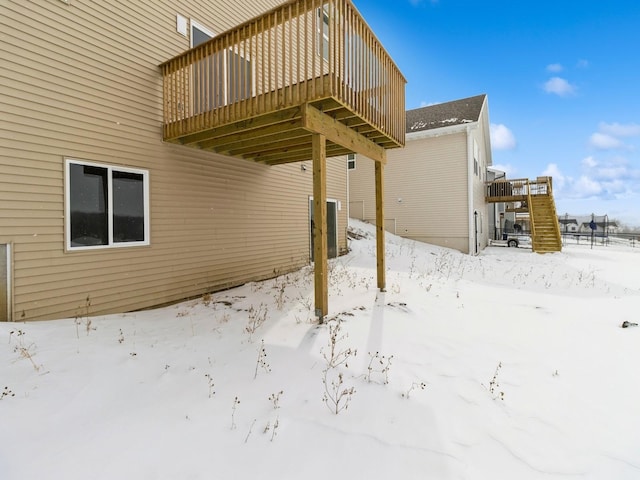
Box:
[65,159,149,250]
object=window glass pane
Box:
[113,171,145,243]
[318,7,330,60]
[69,164,108,247]
[194,52,225,113]
[228,50,252,103]
[192,26,211,47]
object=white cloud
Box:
[546,63,563,72]
[542,163,566,191]
[588,122,640,151]
[548,156,640,223]
[599,122,640,138]
[597,166,629,181]
[543,77,576,96]
[490,123,516,150]
[548,154,640,203]
[582,156,597,168]
[589,132,623,150]
[590,157,637,183]
[574,175,602,197]
[542,163,603,199]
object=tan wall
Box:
[0,0,347,321]
[350,133,470,252]
[470,107,491,252]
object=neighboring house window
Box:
[65,159,149,250]
[473,139,479,177]
[317,5,330,61]
[347,153,356,170]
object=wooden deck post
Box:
[312,133,328,320]
[375,161,386,291]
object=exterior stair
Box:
[485,176,562,254]
[529,187,562,253]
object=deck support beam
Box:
[312,133,328,321]
[306,103,391,319]
[375,161,386,291]
[302,103,386,164]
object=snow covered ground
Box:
[1,220,639,480]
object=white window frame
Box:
[317,5,330,61]
[65,159,150,251]
[190,19,215,48]
[347,153,356,170]
[308,196,339,260]
[190,19,254,107]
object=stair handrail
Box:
[526,180,537,252]
[545,177,563,245]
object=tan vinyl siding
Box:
[347,157,376,221]
[350,133,470,252]
[469,105,491,251]
[0,0,347,321]
[386,134,468,244]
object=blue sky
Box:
[354,0,640,227]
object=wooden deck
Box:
[485,178,532,203]
[486,177,562,253]
[159,0,406,319]
[160,0,406,164]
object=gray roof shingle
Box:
[406,94,487,133]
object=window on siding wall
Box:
[191,21,222,112]
[347,153,356,170]
[473,139,479,177]
[227,49,252,103]
[191,20,252,111]
[65,159,149,250]
[317,5,330,61]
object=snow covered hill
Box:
[1,220,639,479]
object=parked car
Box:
[490,234,532,248]
[506,234,531,248]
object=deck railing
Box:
[486,177,553,200]
[486,178,530,199]
[160,0,406,147]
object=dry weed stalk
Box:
[9,329,41,372]
[245,303,268,342]
[254,340,271,379]
[321,319,357,414]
